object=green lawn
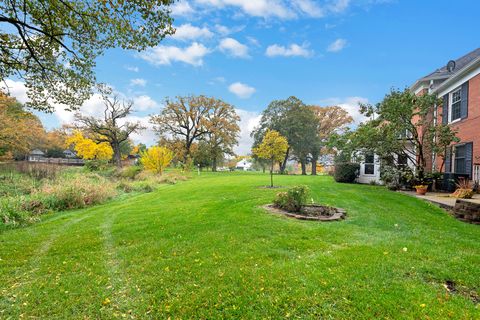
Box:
[0,173,479,319]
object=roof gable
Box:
[412,48,480,92]
[421,48,480,81]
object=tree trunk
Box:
[212,157,217,172]
[280,148,290,174]
[113,142,122,167]
[262,165,266,173]
[270,159,274,188]
[311,159,317,175]
[300,159,307,175]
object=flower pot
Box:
[415,186,428,195]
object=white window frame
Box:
[364,152,375,176]
[453,144,467,174]
[449,87,462,123]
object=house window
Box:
[450,88,462,122]
[364,152,375,175]
[454,145,466,174]
[397,154,408,167]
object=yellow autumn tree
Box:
[253,129,289,188]
[140,146,173,175]
[65,131,113,160]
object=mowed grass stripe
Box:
[0,173,479,319]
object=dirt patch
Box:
[262,204,346,222]
[257,186,286,189]
[443,280,479,304]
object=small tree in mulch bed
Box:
[266,185,346,221]
[253,129,289,188]
[273,185,310,212]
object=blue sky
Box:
[7,0,480,154]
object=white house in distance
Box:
[28,149,46,162]
[236,159,252,171]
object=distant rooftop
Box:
[30,149,45,155]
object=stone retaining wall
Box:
[454,200,480,224]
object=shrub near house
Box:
[334,162,360,183]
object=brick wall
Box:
[436,73,480,173]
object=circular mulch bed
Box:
[262,204,346,222]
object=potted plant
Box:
[451,178,474,199]
[414,184,428,195]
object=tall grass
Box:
[0,164,188,228]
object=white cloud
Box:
[215,24,231,35]
[292,0,324,17]
[171,1,195,16]
[319,96,369,124]
[139,42,210,66]
[214,24,245,36]
[54,93,105,124]
[247,36,260,47]
[234,109,261,155]
[130,78,147,87]
[125,65,139,72]
[1,79,29,104]
[228,82,256,99]
[172,24,213,41]
[133,95,159,111]
[121,115,157,146]
[195,0,295,19]
[329,0,350,13]
[327,38,348,52]
[1,79,159,145]
[192,0,355,19]
[208,76,227,85]
[265,43,313,57]
[219,38,250,58]
[0,79,105,123]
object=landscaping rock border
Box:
[262,204,346,222]
[453,200,480,225]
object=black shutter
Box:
[444,146,452,173]
[465,142,473,178]
[461,81,469,119]
[442,94,449,124]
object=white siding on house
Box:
[356,154,382,184]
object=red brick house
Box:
[411,48,480,182]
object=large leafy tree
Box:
[287,105,318,175]
[203,100,240,171]
[150,95,240,168]
[0,92,45,159]
[192,141,213,170]
[253,130,289,187]
[345,88,459,183]
[309,106,353,175]
[0,0,175,111]
[252,96,317,174]
[74,85,144,167]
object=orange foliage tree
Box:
[0,93,46,160]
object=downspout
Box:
[430,79,437,172]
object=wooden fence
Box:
[28,158,84,166]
